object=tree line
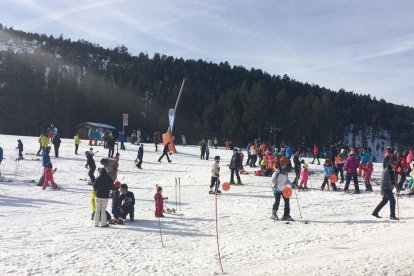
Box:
[1,25,414,147]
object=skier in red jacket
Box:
[154,185,168,217]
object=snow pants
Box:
[95,197,109,226]
[42,175,58,190]
[273,192,290,217]
[121,206,134,221]
[373,189,396,217]
[344,172,360,193]
[230,168,241,184]
[88,167,96,183]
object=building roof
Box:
[74,122,116,130]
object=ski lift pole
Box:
[179,177,181,211]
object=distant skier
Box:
[74,133,80,155]
[344,151,360,194]
[229,149,242,185]
[372,160,399,220]
[158,142,172,163]
[107,135,116,158]
[363,161,374,192]
[38,146,51,186]
[200,140,207,160]
[135,144,144,169]
[85,151,96,184]
[153,131,161,151]
[37,134,48,156]
[210,156,221,194]
[110,181,122,225]
[16,139,24,159]
[88,128,95,146]
[52,134,61,158]
[0,146,3,167]
[321,159,338,191]
[292,151,301,187]
[311,144,320,165]
[118,131,126,150]
[213,137,218,149]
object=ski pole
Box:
[179,177,181,211]
[175,178,178,211]
[293,187,303,220]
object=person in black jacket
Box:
[107,135,116,158]
[85,151,96,184]
[292,151,301,187]
[229,149,242,184]
[93,168,114,227]
[158,142,172,163]
[120,184,135,222]
[52,134,61,158]
[135,144,144,169]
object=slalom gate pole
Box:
[293,187,303,220]
[156,196,164,247]
[215,188,224,273]
[179,177,181,211]
[175,178,178,211]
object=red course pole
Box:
[215,192,224,273]
[156,196,165,247]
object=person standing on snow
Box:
[38,146,51,186]
[16,139,24,159]
[344,151,360,194]
[271,157,294,221]
[200,140,207,160]
[372,160,399,220]
[229,149,242,185]
[74,133,81,155]
[93,168,115,227]
[158,142,172,163]
[292,151,301,187]
[118,131,126,150]
[335,149,346,183]
[311,144,320,165]
[153,131,161,152]
[52,134,61,158]
[88,128,95,146]
[135,144,144,169]
[107,135,116,158]
[210,156,221,194]
[85,151,96,184]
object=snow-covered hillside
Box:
[0,134,413,276]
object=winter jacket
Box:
[250,145,258,155]
[88,128,95,137]
[344,155,359,173]
[154,192,164,217]
[397,158,408,174]
[335,155,345,165]
[313,145,319,155]
[211,162,220,177]
[229,153,242,169]
[93,169,115,198]
[86,154,96,169]
[324,165,334,177]
[117,134,125,143]
[300,168,310,181]
[17,141,23,151]
[383,152,395,169]
[293,156,301,169]
[381,166,396,191]
[44,167,55,180]
[107,137,116,148]
[271,170,289,193]
[94,131,101,140]
[0,147,3,161]
[246,144,251,155]
[74,135,81,145]
[120,191,135,207]
[137,146,144,160]
[40,135,48,148]
[363,166,373,181]
[285,147,292,159]
[105,159,119,181]
[360,152,371,165]
[42,149,50,167]
[52,135,61,147]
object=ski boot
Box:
[282,215,294,221]
[390,216,399,221]
[372,212,381,219]
[270,210,278,220]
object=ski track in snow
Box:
[0,134,414,276]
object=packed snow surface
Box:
[0,134,413,276]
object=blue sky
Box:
[1,0,413,107]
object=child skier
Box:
[363,161,374,192]
[42,162,59,190]
[120,184,135,222]
[85,151,96,184]
[321,159,338,191]
[299,163,311,189]
[74,134,80,155]
[154,185,168,217]
[271,158,294,221]
[205,146,210,160]
[210,156,221,194]
[110,181,122,224]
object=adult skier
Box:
[135,144,144,169]
[85,151,96,184]
[158,142,172,163]
[229,149,242,185]
[52,134,61,158]
[344,151,360,194]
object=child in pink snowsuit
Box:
[154,185,168,217]
[42,162,58,190]
[299,164,311,189]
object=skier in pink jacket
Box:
[344,151,360,194]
